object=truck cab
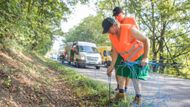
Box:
[97,46,112,67]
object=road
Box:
[61,62,190,107]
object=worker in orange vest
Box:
[102,17,150,105]
[112,7,139,93]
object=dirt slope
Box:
[0,50,82,107]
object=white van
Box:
[65,41,102,69]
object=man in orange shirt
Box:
[102,17,150,105]
[112,7,139,93]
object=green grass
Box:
[49,61,109,105]
[33,53,109,106]
[33,53,133,106]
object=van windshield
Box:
[79,46,98,53]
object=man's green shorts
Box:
[114,55,149,80]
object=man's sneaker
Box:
[132,96,142,106]
[107,93,125,105]
[113,92,126,102]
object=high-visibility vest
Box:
[109,23,144,62]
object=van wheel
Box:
[96,66,100,69]
[76,62,80,68]
[82,64,86,68]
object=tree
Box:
[65,14,111,46]
[127,0,190,74]
[0,0,88,54]
[97,0,190,75]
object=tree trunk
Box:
[151,0,158,72]
[159,22,166,73]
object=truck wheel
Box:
[96,66,100,69]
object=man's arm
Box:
[107,44,118,76]
[130,27,150,65]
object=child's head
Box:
[113,7,125,23]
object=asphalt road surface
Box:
[61,62,190,107]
